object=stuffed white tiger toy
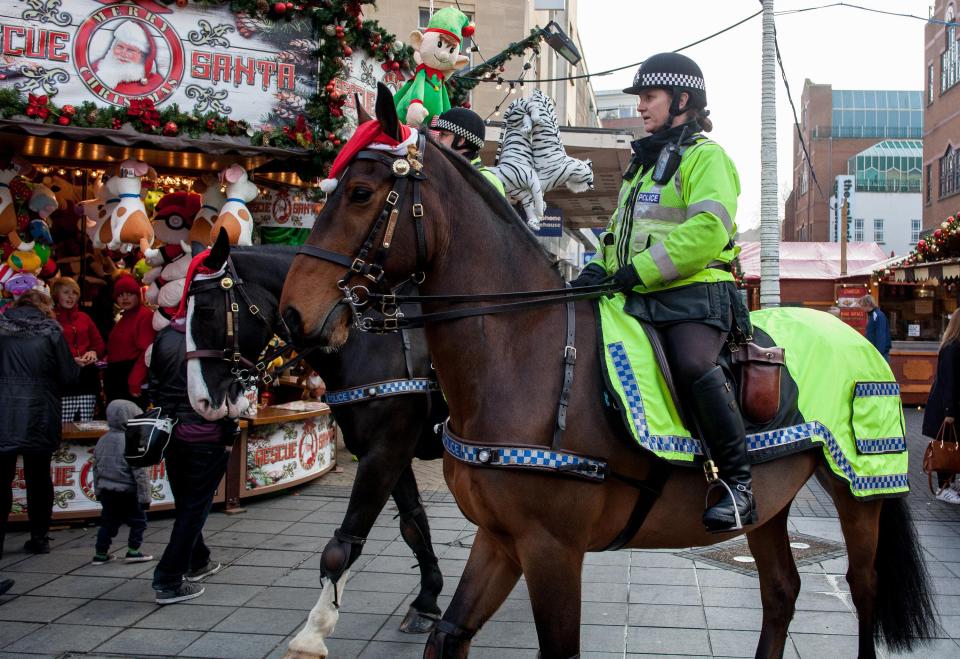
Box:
[528,89,594,193]
[486,98,544,230]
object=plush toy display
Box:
[393,6,473,127]
[210,164,258,246]
[143,191,202,330]
[190,173,226,247]
[103,159,156,252]
[81,174,120,249]
[0,157,33,240]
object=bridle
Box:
[296,132,618,333]
[183,256,310,387]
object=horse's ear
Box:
[355,93,372,124]
[204,229,230,271]
[375,82,401,141]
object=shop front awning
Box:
[0,118,312,185]
[890,257,960,283]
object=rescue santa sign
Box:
[0,0,316,129]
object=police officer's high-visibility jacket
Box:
[472,157,506,197]
[593,135,740,292]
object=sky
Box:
[577,0,932,231]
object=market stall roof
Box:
[0,118,312,183]
[736,241,888,281]
[890,257,960,283]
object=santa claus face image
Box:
[92,19,165,95]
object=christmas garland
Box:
[874,211,960,279]
[448,30,544,109]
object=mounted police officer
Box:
[432,107,506,196]
[574,53,754,533]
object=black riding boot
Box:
[690,366,756,533]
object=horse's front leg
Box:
[285,443,414,659]
[425,527,522,659]
[392,465,443,633]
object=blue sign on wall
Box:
[582,251,595,266]
[536,207,563,237]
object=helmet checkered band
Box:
[433,118,484,149]
[635,71,705,91]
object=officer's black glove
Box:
[612,264,642,292]
[570,263,608,288]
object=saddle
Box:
[641,323,785,427]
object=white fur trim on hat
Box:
[319,128,419,194]
[320,178,338,193]
[113,20,150,53]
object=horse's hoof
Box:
[399,606,439,634]
[282,651,326,659]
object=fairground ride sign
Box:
[0,0,317,129]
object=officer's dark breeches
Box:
[660,322,727,396]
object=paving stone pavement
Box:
[0,409,958,658]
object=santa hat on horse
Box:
[319,120,419,193]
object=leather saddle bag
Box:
[730,343,785,424]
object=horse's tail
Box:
[874,496,939,650]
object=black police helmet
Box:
[432,107,485,151]
[623,52,707,111]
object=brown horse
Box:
[279,85,936,659]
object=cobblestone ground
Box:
[0,409,958,658]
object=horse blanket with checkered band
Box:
[597,300,909,499]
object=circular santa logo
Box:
[271,189,292,225]
[74,8,184,106]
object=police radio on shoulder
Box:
[652,125,689,185]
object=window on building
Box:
[911,219,922,244]
[942,6,959,93]
[927,163,933,203]
[874,218,884,243]
[941,145,960,198]
[854,218,864,242]
[929,64,936,104]
[800,166,809,196]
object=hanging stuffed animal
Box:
[486,97,545,229]
[103,159,156,252]
[527,89,594,194]
[209,164,258,246]
[143,191,202,331]
[80,173,119,249]
[0,156,33,241]
[393,7,473,127]
[190,173,226,247]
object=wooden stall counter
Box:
[889,340,939,407]
[9,403,336,523]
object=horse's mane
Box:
[429,136,560,272]
[229,244,297,291]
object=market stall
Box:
[9,403,336,522]
[1,1,419,521]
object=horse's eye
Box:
[349,187,372,203]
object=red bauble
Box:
[61,104,76,117]
[111,118,122,129]
[285,1,294,8]
[325,82,335,93]
[329,90,340,100]
[333,139,341,146]
[57,115,70,125]
[163,121,179,136]
[273,2,286,13]
[342,46,352,56]
[935,229,943,238]
[391,61,400,71]
[206,118,216,130]
[918,239,927,249]
[327,132,335,140]
[335,26,344,36]
[176,0,187,6]
[462,102,471,109]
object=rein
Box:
[296,132,619,333]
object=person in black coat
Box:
[922,311,960,502]
[0,290,80,556]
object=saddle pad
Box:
[597,297,908,499]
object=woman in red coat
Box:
[104,273,155,405]
[52,277,105,421]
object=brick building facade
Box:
[924,1,960,229]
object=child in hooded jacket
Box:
[92,400,154,564]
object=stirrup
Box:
[704,481,753,532]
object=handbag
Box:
[124,407,176,469]
[922,420,960,494]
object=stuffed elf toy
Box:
[394,7,473,127]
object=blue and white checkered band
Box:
[323,378,437,406]
[855,437,907,454]
[853,382,900,397]
[441,424,608,482]
[432,118,484,149]
[635,71,705,91]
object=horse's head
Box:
[185,230,277,420]
[281,83,444,348]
